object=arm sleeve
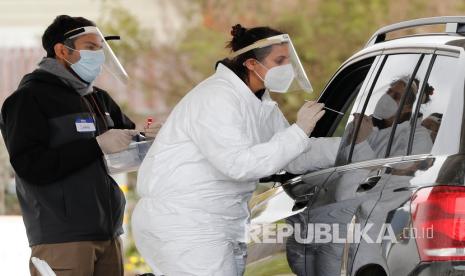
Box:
[266,105,340,174]
[411,131,433,155]
[345,124,379,162]
[1,91,103,185]
[404,126,433,156]
[350,140,377,162]
[187,85,311,182]
[285,137,341,174]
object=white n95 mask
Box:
[373,93,399,120]
[229,34,313,93]
[255,63,295,93]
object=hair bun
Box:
[231,24,246,38]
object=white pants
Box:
[131,200,247,276]
[232,242,247,276]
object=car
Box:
[245,16,465,276]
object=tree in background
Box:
[94,0,465,123]
[176,0,465,122]
[98,0,201,121]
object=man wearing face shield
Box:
[0,15,138,276]
[132,24,340,276]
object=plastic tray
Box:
[104,140,153,174]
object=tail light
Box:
[411,185,465,261]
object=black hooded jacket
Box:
[0,69,135,246]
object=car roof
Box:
[342,16,465,66]
[374,34,464,47]
[343,34,465,68]
[366,33,465,51]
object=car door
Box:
[352,50,465,276]
[245,54,379,276]
[297,52,430,276]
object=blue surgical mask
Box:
[64,45,105,83]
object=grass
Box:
[245,252,296,276]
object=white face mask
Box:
[254,62,295,93]
[373,93,399,120]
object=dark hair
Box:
[42,15,96,58]
[217,24,283,85]
[423,83,434,104]
[413,78,434,104]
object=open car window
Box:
[335,54,425,165]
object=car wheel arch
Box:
[355,263,388,276]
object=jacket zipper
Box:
[81,94,114,238]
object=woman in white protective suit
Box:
[132,24,340,276]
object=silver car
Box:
[246,16,465,276]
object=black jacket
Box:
[0,69,135,246]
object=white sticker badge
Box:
[75,118,96,133]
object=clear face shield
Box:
[63,26,128,84]
[229,34,312,93]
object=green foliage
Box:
[179,29,228,76]
[174,0,465,122]
[175,0,393,121]
[271,0,390,120]
[244,252,295,276]
[94,0,465,121]
[97,3,153,64]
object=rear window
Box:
[334,52,459,165]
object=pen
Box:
[304,100,344,115]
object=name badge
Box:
[75,118,96,133]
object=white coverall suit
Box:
[132,63,340,275]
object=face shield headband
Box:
[64,26,129,84]
[228,34,312,93]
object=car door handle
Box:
[291,184,320,211]
[292,192,315,211]
[357,176,381,192]
[259,171,299,187]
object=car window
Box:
[332,99,355,138]
[335,54,423,165]
[384,54,433,158]
[407,55,460,155]
[253,57,378,196]
[311,56,377,138]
